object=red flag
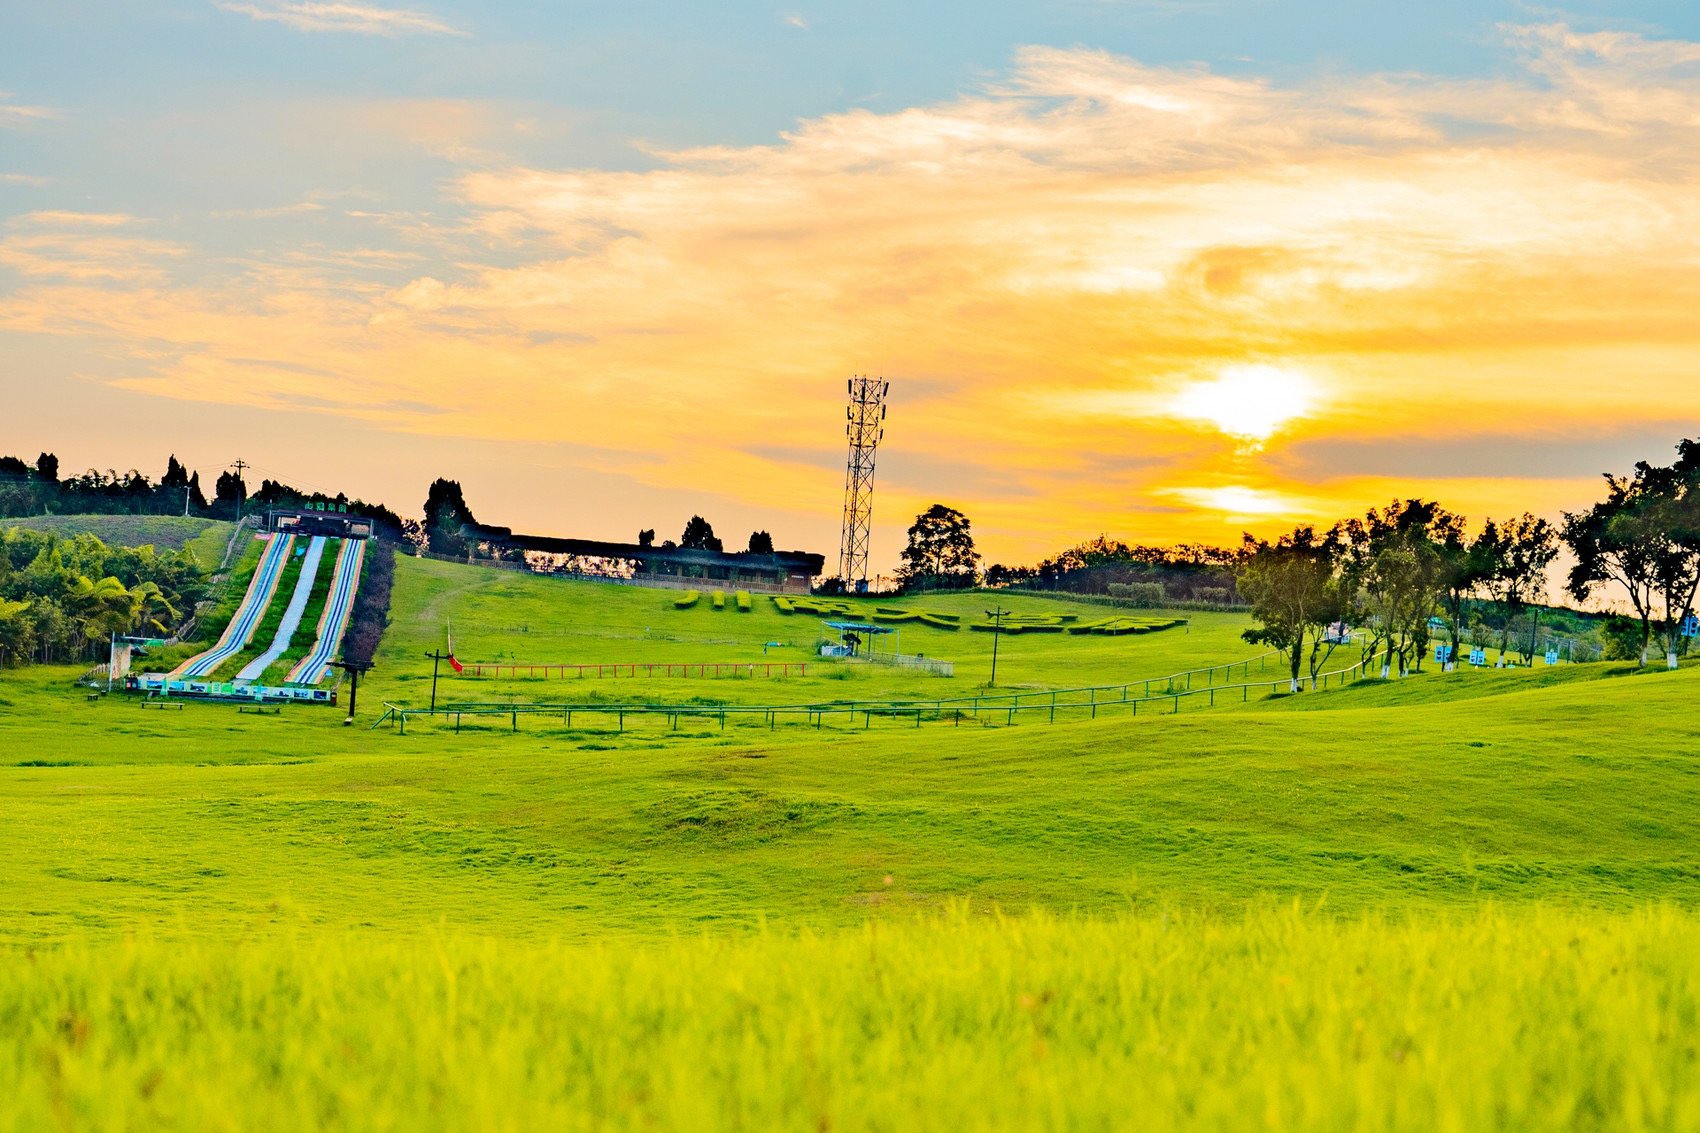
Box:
[447,622,463,673]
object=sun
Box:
[1170,364,1318,443]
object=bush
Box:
[342,542,395,667]
[673,591,700,609]
[1106,582,1166,607]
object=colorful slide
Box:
[234,536,327,684]
[171,533,295,678]
[287,536,365,685]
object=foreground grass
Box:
[6,906,1698,1132]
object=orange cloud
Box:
[4,24,1700,562]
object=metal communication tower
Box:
[837,376,889,592]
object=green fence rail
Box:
[371,654,1383,736]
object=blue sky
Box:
[10,1,1699,226]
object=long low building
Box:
[459,523,825,593]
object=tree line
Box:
[0,451,406,538]
[852,504,1238,601]
[1238,438,1700,691]
[0,528,208,666]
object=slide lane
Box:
[234,536,327,684]
[287,537,365,685]
[171,533,295,678]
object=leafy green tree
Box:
[1478,513,1559,665]
[1341,500,1460,678]
[896,504,980,591]
[1563,451,1693,668]
[1436,522,1499,670]
[0,597,32,666]
[1237,525,1344,693]
[63,575,140,644]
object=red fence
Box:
[456,662,808,680]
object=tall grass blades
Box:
[5,907,1698,1132]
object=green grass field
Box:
[4,551,1699,1129]
[7,907,1698,1132]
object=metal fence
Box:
[370,650,1389,736]
[457,661,809,679]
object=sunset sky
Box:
[4,1,1700,572]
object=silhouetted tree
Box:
[213,470,247,518]
[34,453,58,484]
[746,530,774,555]
[637,529,656,548]
[680,516,722,552]
[423,479,477,557]
[896,504,979,590]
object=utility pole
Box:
[423,649,448,711]
[230,459,250,519]
[330,659,372,725]
[985,604,1007,688]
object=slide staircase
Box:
[287,536,366,685]
[171,533,295,678]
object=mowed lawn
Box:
[5,551,1700,1130]
[376,554,1276,708]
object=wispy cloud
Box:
[0,93,57,128]
[213,0,464,37]
[13,210,140,228]
[780,12,808,29]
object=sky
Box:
[4,1,1700,574]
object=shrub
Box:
[1106,582,1166,607]
[674,591,700,609]
[735,591,752,612]
[341,542,395,667]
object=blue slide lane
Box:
[288,537,365,685]
[171,533,296,679]
[234,536,326,684]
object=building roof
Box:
[461,523,825,575]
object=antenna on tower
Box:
[838,375,889,593]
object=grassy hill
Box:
[2,514,235,567]
[4,551,1698,1129]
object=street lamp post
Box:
[985,605,1008,688]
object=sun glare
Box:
[1170,364,1318,442]
[1167,485,1297,519]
